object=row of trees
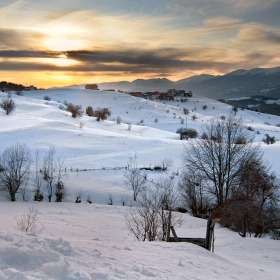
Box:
[179,116,279,237]
[0,144,67,202]
[123,116,279,240]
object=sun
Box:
[37,54,78,67]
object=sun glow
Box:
[37,56,78,67]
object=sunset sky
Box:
[1,0,280,88]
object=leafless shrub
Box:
[43,95,51,101]
[0,98,16,115]
[107,194,114,205]
[116,116,122,124]
[15,205,44,234]
[64,101,83,118]
[93,107,111,121]
[203,105,207,110]
[124,177,182,241]
[87,195,92,204]
[247,126,254,131]
[192,114,197,121]
[79,121,85,129]
[15,89,23,96]
[154,118,158,123]
[75,190,84,203]
[263,134,276,145]
[86,106,93,116]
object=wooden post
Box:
[205,219,211,250]
[166,210,172,242]
[171,226,179,242]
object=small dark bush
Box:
[43,95,51,101]
[93,107,111,121]
[65,102,83,118]
[86,106,94,116]
[0,98,16,115]
[247,126,254,131]
[176,128,198,140]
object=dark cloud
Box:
[0,48,234,74]
[0,28,43,49]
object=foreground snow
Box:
[0,202,279,280]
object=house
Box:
[85,84,99,90]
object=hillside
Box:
[0,89,280,279]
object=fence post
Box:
[205,219,211,250]
[171,226,179,242]
[166,210,172,242]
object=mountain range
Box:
[64,67,280,100]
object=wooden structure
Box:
[166,210,217,251]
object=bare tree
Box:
[123,155,146,201]
[15,205,44,234]
[42,147,56,202]
[214,162,280,237]
[0,143,31,201]
[0,98,16,115]
[54,158,68,202]
[179,167,212,218]
[182,115,262,207]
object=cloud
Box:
[232,24,280,45]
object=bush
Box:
[203,105,207,110]
[0,98,16,115]
[15,205,44,234]
[154,118,158,123]
[176,128,198,140]
[247,126,254,131]
[263,134,276,144]
[116,116,122,124]
[192,114,197,121]
[65,102,83,118]
[43,95,51,101]
[183,108,189,115]
[93,107,111,121]
[86,106,94,116]
[220,115,226,120]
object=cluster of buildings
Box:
[128,89,193,100]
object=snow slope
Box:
[0,89,280,279]
[0,202,279,280]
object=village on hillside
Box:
[85,83,193,101]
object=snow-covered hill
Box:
[0,89,280,279]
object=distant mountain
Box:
[98,78,174,92]
[63,66,280,99]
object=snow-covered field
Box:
[0,89,280,279]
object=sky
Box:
[1,0,280,88]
